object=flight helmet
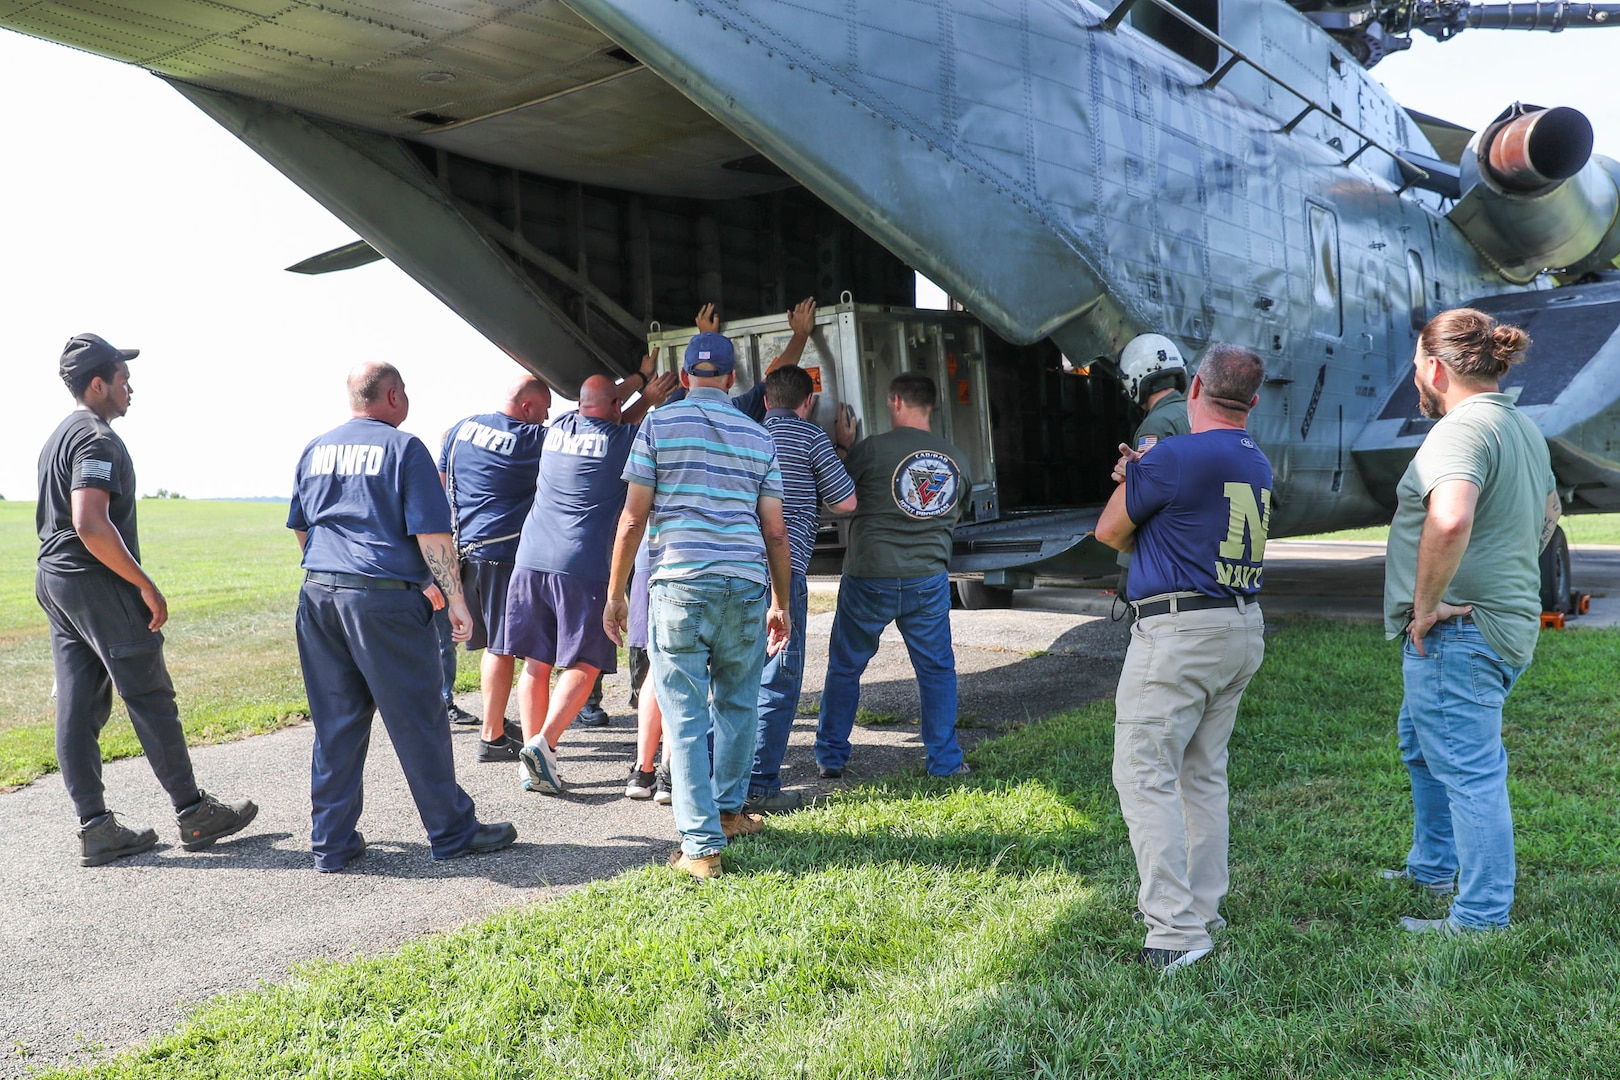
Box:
[1118,333,1188,405]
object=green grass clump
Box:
[0,501,315,787]
[46,619,1620,1078]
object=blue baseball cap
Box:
[683,332,735,376]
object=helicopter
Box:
[3,0,1619,608]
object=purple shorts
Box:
[628,567,651,651]
[461,558,514,654]
[504,569,618,673]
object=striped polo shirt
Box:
[763,407,856,576]
[623,387,784,585]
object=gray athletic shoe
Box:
[1400,916,1461,936]
[445,702,479,726]
[79,811,158,867]
[1380,868,1457,897]
[518,741,566,795]
[654,762,673,806]
[176,791,259,851]
[743,788,804,814]
[445,821,518,858]
[1134,946,1212,972]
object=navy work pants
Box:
[36,568,201,822]
[295,580,479,868]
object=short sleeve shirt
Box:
[438,412,544,563]
[622,388,784,586]
[762,408,856,576]
[1383,393,1555,667]
[287,418,452,582]
[842,427,970,579]
[514,412,638,581]
[37,410,139,574]
[1124,428,1273,601]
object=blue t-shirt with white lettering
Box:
[514,412,638,581]
[437,412,544,563]
[1124,428,1272,601]
[288,417,452,582]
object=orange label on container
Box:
[807,366,822,391]
[957,379,970,404]
[947,352,958,378]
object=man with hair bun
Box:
[1096,342,1271,973]
[1380,307,1559,935]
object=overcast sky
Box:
[0,19,1614,500]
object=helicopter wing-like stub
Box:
[1353,275,1620,513]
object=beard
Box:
[1417,379,1443,419]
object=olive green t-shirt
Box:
[843,426,970,578]
[1383,393,1555,667]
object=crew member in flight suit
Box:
[288,361,517,872]
[1115,333,1191,610]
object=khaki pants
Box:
[1113,600,1265,951]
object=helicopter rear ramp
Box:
[1353,274,1620,512]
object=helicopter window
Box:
[1406,250,1427,331]
[1308,204,1343,336]
[1130,0,1218,73]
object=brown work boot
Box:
[668,848,723,879]
[720,811,764,839]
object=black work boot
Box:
[176,790,259,851]
[79,811,158,867]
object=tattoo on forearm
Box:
[424,545,462,598]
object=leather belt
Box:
[305,571,417,591]
[1132,594,1248,619]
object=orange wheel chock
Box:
[1540,612,1566,630]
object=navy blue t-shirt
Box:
[437,412,544,563]
[288,418,453,582]
[1124,428,1272,601]
[514,412,638,580]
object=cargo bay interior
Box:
[416,142,1138,535]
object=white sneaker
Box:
[518,740,565,794]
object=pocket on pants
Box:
[653,593,705,654]
[1465,646,1513,708]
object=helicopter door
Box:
[1307,203,1344,339]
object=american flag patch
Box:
[80,459,113,482]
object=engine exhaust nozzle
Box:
[1485,105,1594,190]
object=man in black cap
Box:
[36,334,259,866]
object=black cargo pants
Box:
[36,568,200,822]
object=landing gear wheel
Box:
[1539,525,1571,614]
[954,579,1014,610]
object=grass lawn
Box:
[1298,511,1620,545]
[0,500,311,788]
[46,619,1620,1078]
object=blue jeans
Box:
[1398,622,1526,929]
[432,605,457,704]
[815,573,963,776]
[751,572,809,797]
[648,575,770,858]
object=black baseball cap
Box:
[60,333,139,383]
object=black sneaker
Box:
[576,702,610,728]
[504,719,523,743]
[817,764,843,779]
[79,811,158,867]
[1134,946,1211,972]
[316,832,367,874]
[654,762,673,806]
[625,765,657,800]
[438,821,518,859]
[176,791,258,851]
[743,788,804,814]
[478,734,523,763]
[446,702,479,726]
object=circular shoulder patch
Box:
[891,450,963,520]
